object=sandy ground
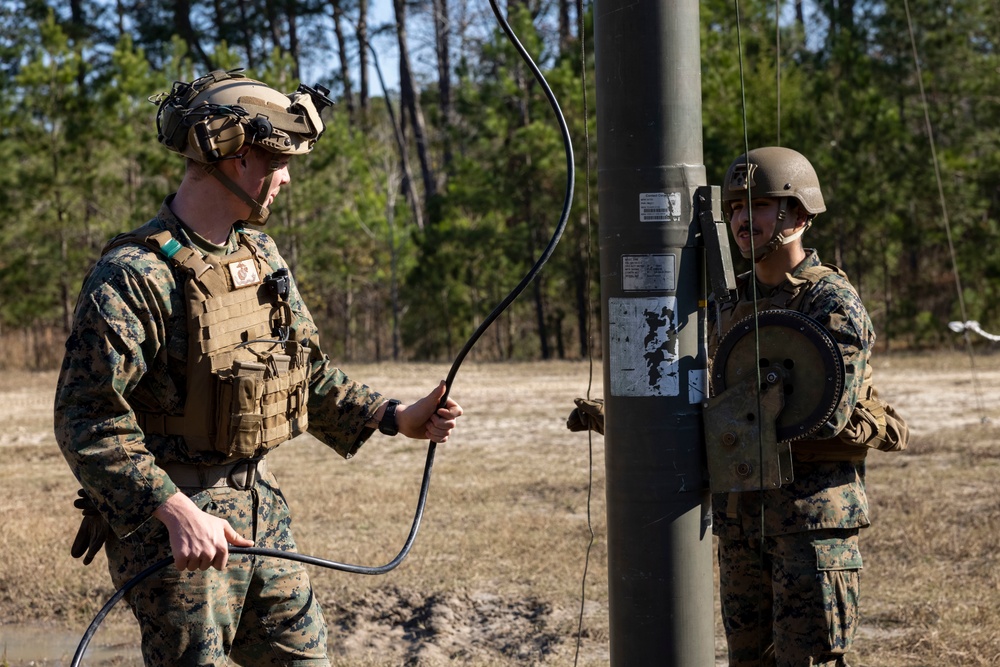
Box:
[1,350,999,665]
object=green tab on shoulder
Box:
[160,238,183,259]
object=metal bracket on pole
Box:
[696,185,737,305]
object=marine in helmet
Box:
[154,69,331,226]
[710,147,903,666]
[722,145,826,277]
[54,69,463,666]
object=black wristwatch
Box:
[378,399,401,437]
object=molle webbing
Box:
[107,225,310,459]
[717,265,844,334]
[189,253,273,370]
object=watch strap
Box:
[378,399,401,436]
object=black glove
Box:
[566,397,605,435]
[71,489,109,566]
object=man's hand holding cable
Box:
[389,380,464,443]
[153,492,254,571]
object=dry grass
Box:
[1,352,999,665]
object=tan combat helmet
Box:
[152,68,333,224]
[722,146,826,262]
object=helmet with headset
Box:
[152,68,333,223]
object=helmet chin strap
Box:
[740,199,812,263]
[203,158,278,226]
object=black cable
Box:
[71,2,574,663]
[438,0,575,407]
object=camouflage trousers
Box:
[717,526,862,667]
[105,473,330,667]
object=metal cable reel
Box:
[704,309,845,493]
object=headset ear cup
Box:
[187,116,246,162]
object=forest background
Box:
[2,0,998,370]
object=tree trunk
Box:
[558,0,571,52]
[553,310,566,359]
[520,168,550,359]
[433,0,453,177]
[370,34,424,229]
[385,172,402,360]
[287,6,301,79]
[60,234,72,333]
[344,273,353,359]
[393,0,438,208]
[331,0,356,123]
[531,225,551,359]
[67,0,85,38]
[115,0,126,35]
[234,0,257,69]
[173,0,212,69]
[574,216,591,359]
[358,0,370,115]
[880,232,892,352]
[264,0,284,59]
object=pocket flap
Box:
[815,542,863,571]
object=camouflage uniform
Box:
[709,250,875,667]
[55,198,386,666]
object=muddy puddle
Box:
[0,623,141,666]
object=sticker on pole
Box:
[622,253,676,291]
[688,368,706,405]
[609,296,679,396]
[639,192,682,223]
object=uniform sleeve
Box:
[264,240,386,459]
[306,346,386,459]
[800,275,876,439]
[54,260,180,540]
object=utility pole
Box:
[594,1,715,664]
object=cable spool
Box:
[712,309,845,443]
[704,310,845,493]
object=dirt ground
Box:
[1,350,999,666]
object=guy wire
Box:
[735,1,770,661]
[573,2,597,664]
[903,0,988,422]
[774,0,781,146]
[733,0,765,498]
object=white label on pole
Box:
[609,296,679,396]
[622,253,676,292]
[639,192,682,222]
[688,369,706,405]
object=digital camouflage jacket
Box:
[54,198,386,541]
[709,250,876,536]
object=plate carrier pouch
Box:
[103,224,311,460]
[711,263,908,460]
